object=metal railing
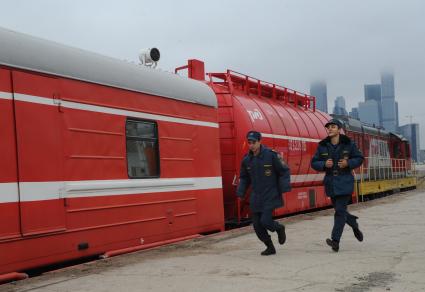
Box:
[206,70,316,111]
[356,157,416,201]
[358,157,415,182]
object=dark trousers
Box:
[331,195,359,242]
[252,209,282,243]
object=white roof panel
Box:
[0,27,217,108]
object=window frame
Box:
[125,118,160,179]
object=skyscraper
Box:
[420,150,425,163]
[333,96,348,115]
[364,84,382,127]
[310,81,328,113]
[349,107,359,120]
[399,123,420,162]
[381,72,397,132]
[395,101,399,129]
[364,84,381,102]
[358,100,380,127]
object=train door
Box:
[12,70,66,235]
[0,68,21,240]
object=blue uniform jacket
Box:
[311,134,364,197]
[236,145,291,212]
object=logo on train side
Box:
[247,109,264,122]
[297,191,308,200]
[288,139,307,152]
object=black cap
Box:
[246,131,261,141]
[325,118,343,128]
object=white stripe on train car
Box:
[0,174,327,203]
[2,92,325,141]
[12,93,219,128]
[17,177,223,202]
[261,133,321,143]
[291,173,325,183]
[0,91,13,100]
[0,183,19,203]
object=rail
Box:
[358,157,415,182]
[356,157,416,200]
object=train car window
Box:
[393,143,399,158]
[126,120,159,178]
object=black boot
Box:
[261,239,276,256]
[353,227,363,242]
[326,238,339,252]
[277,224,286,245]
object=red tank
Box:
[177,61,333,223]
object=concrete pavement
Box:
[3,188,425,292]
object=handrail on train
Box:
[356,157,416,199]
[206,70,316,111]
[358,157,415,182]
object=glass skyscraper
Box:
[358,100,380,127]
[349,107,359,120]
[310,81,328,113]
[381,72,397,132]
[399,123,420,162]
[364,84,381,102]
[333,96,348,115]
[364,84,382,127]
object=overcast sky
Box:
[1,0,424,147]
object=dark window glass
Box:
[126,120,159,178]
[393,143,399,158]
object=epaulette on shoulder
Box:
[271,149,287,165]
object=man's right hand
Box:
[325,159,333,168]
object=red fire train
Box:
[0,28,411,279]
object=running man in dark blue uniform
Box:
[311,119,364,252]
[237,131,291,256]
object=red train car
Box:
[0,28,224,277]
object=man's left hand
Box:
[338,159,349,169]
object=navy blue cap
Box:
[325,119,343,128]
[246,131,261,141]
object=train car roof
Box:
[331,115,363,133]
[332,114,393,137]
[390,132,408,141]
[361,125,380,136]
[0,27,217,108]
[379,129,390,136]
